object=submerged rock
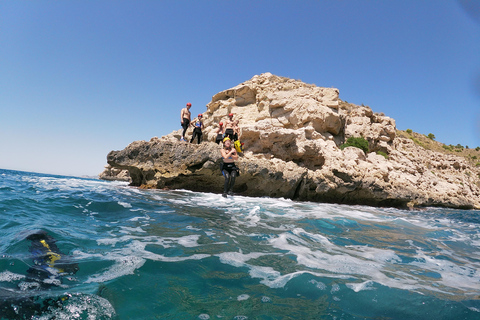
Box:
[101,73,480,209]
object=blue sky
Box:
[1,0,479,176]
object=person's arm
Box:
[221,149,228,159]
[180,109,184,123]
[229,148,238,160]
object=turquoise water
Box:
[1,168,480,320]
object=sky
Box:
[1,0,479,177]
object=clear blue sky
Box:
[1,0,479,176]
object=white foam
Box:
[237,294,250,301]
[37,293,116,320]
[0,270,25,282]
[118,201,132,208]
[86,256,146,283]
[346,280,375,292]
[176,235,201,247]
[216,251,267,268]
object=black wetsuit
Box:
[215,133,224,144]
[224,128,235,141]
[181,118,190,138]
[222,161,238,195]
[0,231,79,318]
[190,120,203,144]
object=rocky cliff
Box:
[102,73,480,209]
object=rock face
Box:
[102,73,480,209]
[99,165,132,183]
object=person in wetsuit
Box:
[190,114,204,144]
[0,231,79,319]
[233,120,241,142]
[215,122,225,144]
[180,102,192,141]
[224,113,235,141]
[221,137,239,197]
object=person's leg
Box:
[190,131,196,143]
[197,132,202,144]
[227,170,237,194]
[182,126,187,138]
[182,120,189,139]
[223,171,231,195]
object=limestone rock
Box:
[99,165,131,183]
[103,73,480,209]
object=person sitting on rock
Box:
[190,114,204,144]
[215,122,225,144]
[180,102,192,142]
[224,113,235,141]
[220,137,239,197]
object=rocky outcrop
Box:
[102,73,480,209]
[99,165,131,183]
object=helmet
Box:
[219,122,223,126]
[228,113,233,117]
[198,114,203,118]
[223,137,231,143]
[186,102,192,106]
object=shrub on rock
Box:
[340,137,369,154]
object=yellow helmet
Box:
[223,137,231,143]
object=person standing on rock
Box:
[224,113,236,141]
[220,137,239,197]
[215,122,225,144]
[190,114,204,144]
[180,102,192,142]
[233,120,241,141]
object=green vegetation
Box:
[340,137,369,154]
[477,162,480,167]
[376,151,389,159]
[410,137,425,148]
[398,129,479,166]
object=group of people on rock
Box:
[181,102,241,144]
[180,102,204,143]
[215,115,241,144]
[179,102,240,197]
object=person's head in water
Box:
[223,137,232,149]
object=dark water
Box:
[1,168,479,319]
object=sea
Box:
[1,168,480,320]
